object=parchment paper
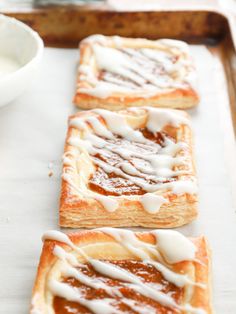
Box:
[0,46,235,313]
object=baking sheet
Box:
[0,45,236,313]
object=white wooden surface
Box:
[0,46,236,313]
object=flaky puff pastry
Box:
[60,107,197,229]
[74,35,199,110]
[30,228,213,314]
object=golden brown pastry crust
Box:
[59,107,197,229]
[74,35,199,110]
[30,230,213,314]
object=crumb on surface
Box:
[48,171,53,177]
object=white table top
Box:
[0,46,236,313]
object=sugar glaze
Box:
[63,108,197,213]
[78,35,196,99]
[42,229,206,314]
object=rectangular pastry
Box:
[60,107,197,228]
[30,228,212,314]
[74,35,199,110]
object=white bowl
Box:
[0,14,44,107]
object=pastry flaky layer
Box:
[30,228,213,314]
[74,35,199,110]
[60,107,197,228]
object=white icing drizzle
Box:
[86,116,114,139]
[64,108,196,213]
[42,230,88,261]
[42,230,74,247]
[60,263,121,297]
[93,45,147,86]
[42,229,206,314]
[140,193,167,213]
[97,228,195,265]
[53,245,79,266]
[93,194,119,212]
[82,34,109,45]
[78,35,196,98]
[89,157,176,192]
[49,279,122,314]
[93,109,147,143]
[146,260,202,288]
[89,259,177,308]
[100,228,155,259]
[152,230,197,263]
[30,294,41,314]
[183,304,206,314]
[171,180,198,195]
[144,107,189,132]
[122,299,155,314]
[157,39,190,54]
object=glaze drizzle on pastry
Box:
[38,229,206,314]
[63,108,197,213]
[78,35,196,99]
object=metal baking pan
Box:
[0,1,234,47]
[0,2,236,313]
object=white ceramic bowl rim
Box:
[0,14,44,83]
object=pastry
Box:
[30,228,212,314]
[74,35,199,110]
[60,107,197,228]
